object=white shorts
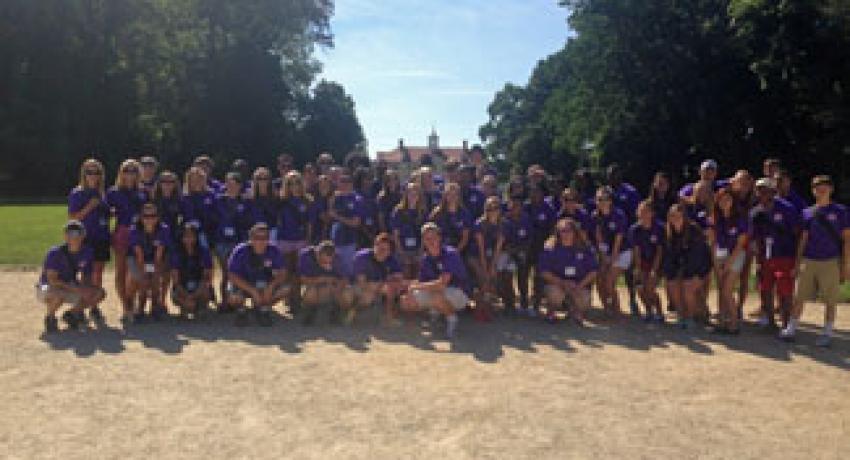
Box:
[412,287,469,311]
[35,284,82,305]
[614,250,633,270]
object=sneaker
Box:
[133,312,146,324]
[815,334,832,348]
[629,303,640,317]
[328,305,341,325]
[643,314,653,323]
[120,313,134,327]
[525,307,538,318]
[89,307,106,325]
[73,311,88,330]
[44,315,59,333]
[150,306,167,322]
[545,312,558,324]
[653,314,665,325]
[677,318,688,330]
[778,327,796,342]
[257,308,274,327]
[234,308,250,327]
[301,306,317,326]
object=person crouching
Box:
[350,233,405,326]
[36,220,107,333]
[225,223,289,326]
[298,240,353,325]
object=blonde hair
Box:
[183,166,209,195]
[430,182,463,221]
[251,167,274,199]
[78,158,105,196]
[280,171,313,203]
[114,159,141,189]
[546,217,589,250]
[394,181,426,219]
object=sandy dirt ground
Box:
[1,269,848,460]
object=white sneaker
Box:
[778,327,796,342]
[757,315,769,327]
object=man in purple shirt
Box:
[539,218,599,325]
[329,174,363,277]
[350,233,405,326]
[226,224,289,326]
[678,159,730,202]
[774,169,808,213]
[749,178,800,329]
[780,176,850,346]
[36,221,106,333]
[401,223,470,338]
[298,241,353,325]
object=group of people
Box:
[36,151,847,345]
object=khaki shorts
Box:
[35,284,82,306]
[795,258,841,305]
[543,284,592,305]
[411,287,469,311]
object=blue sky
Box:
[319,0,570,155]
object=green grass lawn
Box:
[0,205,68,265]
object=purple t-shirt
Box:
[432,208,472,249]
[330,192,364,246]
[278,196,313,242]
[213,195,253,244]
[227,243,285,283]
[629,221,665,263]
[359,194,379,229]
[592,207,631,255]
[419,246,470,294]
[106,186,148,227]
[68,187,110,242]
[352,248,402,282]
[538,244,599,281]
[180,192,216,234]
[612,182,641,222]
[470,218,502,257]
[502,212,533,249]
[463,186,486,219]
[749,198,800,260]
[712,214,749,252]
[128,223,172,262]
[782,190,808,213]
[250,196,279,228]
[525,200,557,239]
[802,203,849,260]
[391,208,425,251]
[297,246,345,278]
[169,245,213,287]
[377,192,402,230]
[678,179,730,199]
[39,245,94,285]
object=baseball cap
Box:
[754,178,776,190]
[64,220,86,237]
[700,159,718,171]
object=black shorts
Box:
[86,237,111,262]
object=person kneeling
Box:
[400,223,471,339]
[351,233,405,326]
[36,220,106,333]
[126,203,172,323]
[298,241,353,325]
[170,223,213,320]
[539,218,598,326]
[226,224,289,326]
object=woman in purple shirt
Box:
[68,159,110,323]
[376,169,402,234]
[629,200,665,323]
[500,196,533,313]
[126,203,172,323]
[429,182,472,253]
[708,188,749,334]
[106,159,147,312]
[152,170,182,308]
[592,186,632,319]
[539,218,598,326]
[391,182,427,279]
[277,171,314,313]
[558,188,592,241]
[469,196,504,322]
[180,166,216,249]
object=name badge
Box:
[565,266,577,277]
[144,263,156,273]
[264,259,272,268]
[608,221,616,230]
[204,197,212,205]
[828,213,837,222]
[347,202,355,210]
[650,235,658,244]
[237,204,245,212]
[299,204,307,213]
[773,213,783,222]
[486,248,493,258]
[189,219,201,227]
[599,243,610,254]
[99,217,108,227]
[437,263,444,271]
[187,281,198,291]
[715,248,729,258]
[538,213,546,221]
[765,237,774,246]
[518,229,527,238]
[728,228,738,236]
[470,196,477,203]
[223,227,235,237]
[365,218,374,226]
[256,280,268,289]
[405,237,417,248]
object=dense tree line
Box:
[481,0,850,193]
[0,0,364,197]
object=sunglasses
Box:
[558,227,574,234]
[142,214,158,219]
[84,169,102,176]
[255,177,271,181]
[596,197,612,202]
[123,168,138,174]
[486,207,500,212]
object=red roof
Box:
[376,147,466,164]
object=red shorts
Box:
[111,225,131,252]
[758,257,795,298]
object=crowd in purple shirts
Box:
[35,152,848,346]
